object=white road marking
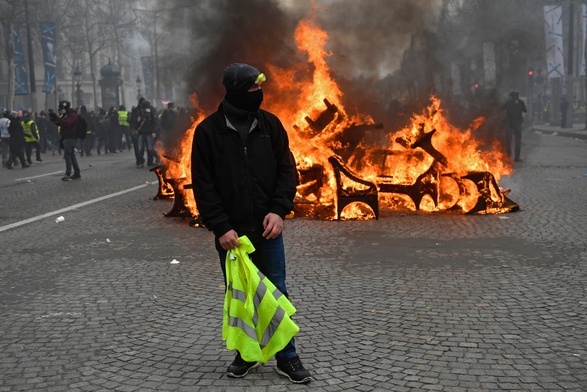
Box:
[0,184,148,233]
[15,171,63,181]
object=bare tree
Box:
[102,0,139,107]
[60,0,114,109]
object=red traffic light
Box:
[528,70,534,76]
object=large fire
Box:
[156,18,517,222]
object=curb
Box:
[532,127,587,140]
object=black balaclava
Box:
[222,63,264,112]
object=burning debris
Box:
[153,17,518,224]
[149,165,174,200]
[290,97,518,220]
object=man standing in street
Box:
[191,63,311,384]
[50,100,81,181]
[502,91,527,162]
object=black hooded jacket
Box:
[191,102,297,237]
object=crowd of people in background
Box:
[1,98,192,173]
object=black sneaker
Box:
[71,174,81,180]
[275,355,312,384]
[227,352,259,378]
[61,175,72,181]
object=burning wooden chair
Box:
[149,165,175,200]
[301,98,340,138]
[328,156,379,220]
[446,171,519,214]
[164,178,193,218]
[377,163,441,210]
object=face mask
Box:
[226,89,263,112]
[59,109,66,115]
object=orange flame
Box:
[156,93,206,217]
[157,17,515,221]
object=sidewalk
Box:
[532,122,587,140]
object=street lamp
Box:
[74,66,83,107]
[136,75,142,101]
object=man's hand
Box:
[263,213,283,239]
[219,230,239,250]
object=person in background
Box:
[0,111,10,167]
[5,111,28,169]
[117,105,132,151]
[49,100,81,181]
[129,98,145,166]
[21,111,42,163]
[107,107,119,154]
[560,97,569,128]
[95,108,108,155]
[501,90,527,162]
[36,111,55,155]
[79,106,95,156]
[159,101,178,146]
[191,63,311,384]
[135,100,158,168]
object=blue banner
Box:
[40,22,57,93]
[2,23,30,95]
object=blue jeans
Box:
[137,133,154,165]
[216,232,297,362]
[62,138,80,176]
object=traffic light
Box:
[528,68,534,85]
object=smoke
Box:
[163,0,442,115]
[165,0,299,113]
[318,0,442,79]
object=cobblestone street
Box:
[1,127,586,391]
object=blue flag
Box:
[40,22,57,93]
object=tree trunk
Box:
[6,21,16,111]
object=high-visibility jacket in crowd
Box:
[22,120,38,142]
[118,110,129,127]
[223,235,299,363]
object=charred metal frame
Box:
[295,99,519,219]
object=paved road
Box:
[1,127,586,391]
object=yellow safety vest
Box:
[223,236,299,363]
[118,110,129,126]
[22,120,38,142]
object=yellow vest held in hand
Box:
[223,235,299,363]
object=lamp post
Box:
[74,66,83,107]
[136,75,142,101]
